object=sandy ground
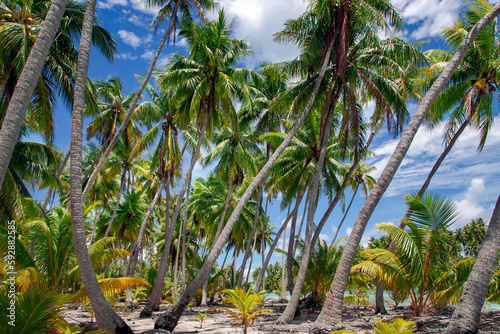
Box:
[62,301,500,333]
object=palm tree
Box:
[353,192,470,316]
[69,0,132,331]
[81,0,217,201]
[314,4,500,328]
[140,10,258,317]
[376,0,500,314]
[278,0,412,322]
[444,194,500,333]
[154,0,351,328]
[0,0,116,189]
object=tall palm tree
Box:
[81,0,216,201]
[444,194,500,334]
[313,3,500,329]
[154,0,342,329]
[140,10,257,317]
[375,0,500,314]
[0,0,68,189]
[353,192,468,316]
[278,0,410,322]
[0,0,116,189]
[69,0,132,331]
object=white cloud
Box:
[97,0,128,9]
[319,233,331,242]
[453,179,495,229]
[392,0,463,40]
[368,115,500,201]
[128,14,148,27]
[140,50,155,60]
[117,30,142,48]
[216,0,307,69]
[116,52,138,60]
[130,0,161,15]
[346,226,352,236]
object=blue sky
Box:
[46,0,500,269]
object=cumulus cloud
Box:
[392,0,462,40]
[117,30,142,48]
[453,179,495,229]
[216,0,307,69]
[97,0,128,10]
[116,52,138,60]
[368,115,500,201]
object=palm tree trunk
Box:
[154,31,335,331]
[254,180,309,293]
[237,180,264,288]
[286,202,299,293]
[260,196,269,291]
[444,194,500,334]
[69,0,132,332]
[314,6,500,328]
[330,186,358,247]
[42,149,70,210]
[128,186,163,277]
[141,109,210,318]
[375,119,470,313]
[280,221,288,300]
[181,176,192,290]
[82,0,181,200]
[278,78,340,324]
[0,0,68,190]
[293,192,309,255]
[245,229,258,287]
[173,218,182,296]
[214,176,232,244]
[103,168,127,238]
[142,177,171,315]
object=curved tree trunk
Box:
[127,186,163,276]
[0,0,68,189]
[213,176,232,244]
[181,176,192,290]
[69,0,132,332]
[141,177,171,315]
[280,220,288,300]
[255,181,309,293]
[286,204,299,293]
[237,180,264,288]
[330,185,358,247]
[375,118,470,313]
[154,33,335,332]
[42,149,70,210]
[103,168,127,238]
[260,196,269,291]
[293,192,309,255]
[82,0,181,200]
[277,80,340,323]
[444,194,500,334]
[314,6,500,329]
[244,228,258,287]
[140,109,209,318]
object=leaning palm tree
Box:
[69,0,132,331]
[154,0,343,329]
[140,9,258,317]
[278,0,412,322]
[81,0,217,201]
[0,0,116,189]
[353,192,470,316]
[375,0,500,314]
[313,3,500,329]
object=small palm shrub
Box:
[330,317,416,334]
[209,287,273,334]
